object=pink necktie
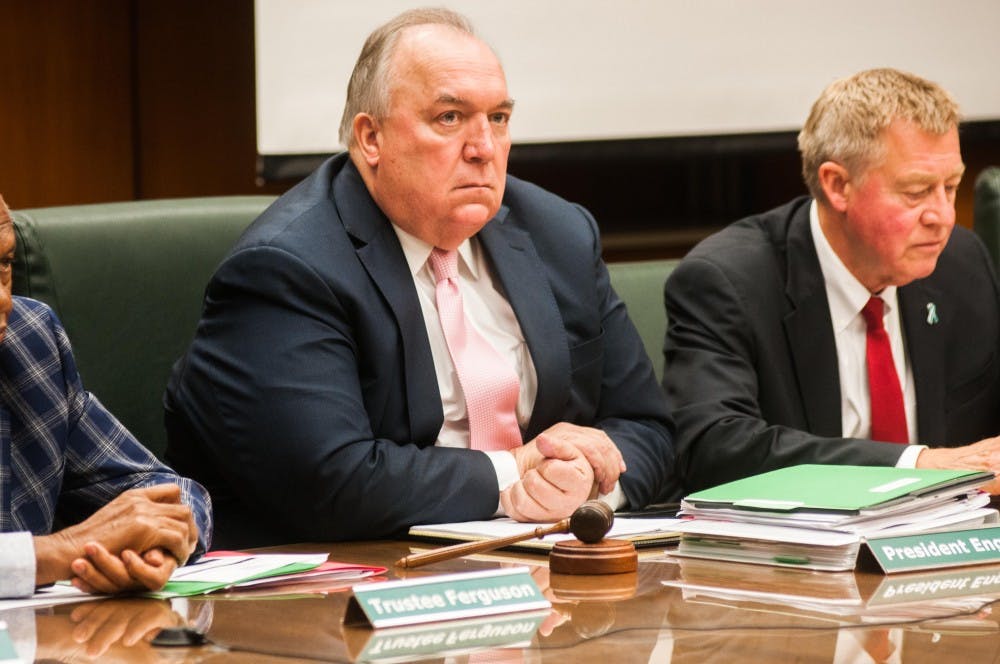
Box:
[861,297,909,444]
[430,248,522,451]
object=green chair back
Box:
[11,196,275,459]
[606,259,679,381]
[974,166,1000,269]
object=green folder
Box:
[684,465,994,514]
[150,561,321,598]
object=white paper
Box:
[671,520,861,546]
[410,516,683,543]
[0,583,97,611]
[168,553,330,584]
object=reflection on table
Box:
[9,540,1000,662]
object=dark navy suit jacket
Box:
[166,154,675,546]
[664,197,1000,493]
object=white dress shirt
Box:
[809,202,924,466]
[0,532,35,599]
[393,225,625,510]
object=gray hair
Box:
[338,7,475,147]
[797,68,960,203]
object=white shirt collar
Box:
[809,200,899,331]
[391,224,479,280]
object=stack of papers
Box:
[1,553,388,610]
[150,551,387,598]
[674,520,865,571]
[408,516,683,551]
[671,465,997,571]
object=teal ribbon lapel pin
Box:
[926,302,939,325]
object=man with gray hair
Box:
[663,68,1000,493]
[165,7,674,546]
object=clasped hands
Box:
[500,422,625,522]
[35,484,198,594]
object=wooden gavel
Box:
[395,500,615,569]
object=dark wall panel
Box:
[133,0,265,199]
[0,0,134,208]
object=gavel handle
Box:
[395,518,571,568]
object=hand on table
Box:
[34,484,197,587]
[71,545,178,594]
[512,422,625,496]
[502,434,595,521]
[916,436,1000,493]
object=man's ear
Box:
[353,114,381,167]
[817,161,851,213]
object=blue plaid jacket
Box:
[0,297,212,550]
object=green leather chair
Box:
[606,259,679,382]
[11,196,275,459]
[974,166,1000,269]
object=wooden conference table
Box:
[24,539,1000,662]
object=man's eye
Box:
[439,111,459,125]
[490,113,509,126]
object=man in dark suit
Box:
[663,68,1000,493]
[165,8,674,547]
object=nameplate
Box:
[866,526,1000,573]
[344,567,551,629]
[345,610,548,661]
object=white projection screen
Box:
[254,0,1000,157]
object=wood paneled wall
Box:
[0,0,279,211]
[132,1,263,199]
[0,1,997,260]
[0,1,134,207]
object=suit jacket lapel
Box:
[899,281,946,443]
[782,206,843,436]
[333,164,443,444]
[479,208,570,441]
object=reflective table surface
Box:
[9,539,1000,662]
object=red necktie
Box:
[430,248,522,451]
[861,297,908,444]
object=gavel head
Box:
[569,500,614,544]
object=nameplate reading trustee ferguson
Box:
[345,568,550,629]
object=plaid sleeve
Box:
[34,303,213,555]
